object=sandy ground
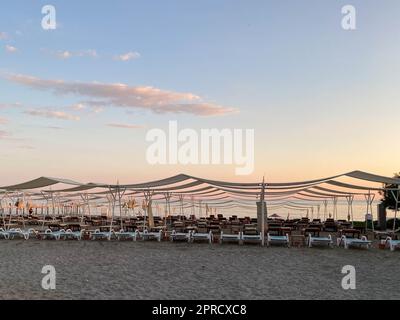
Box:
[0,240,398,300]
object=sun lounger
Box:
[220,231,241,244]
[58,224,85,240]
[115,228,138,241]
[8,228,37,240]
[191,230,213,243]
[241,232,264,245]
[40,228,66,240]
[267,233,289,247]
[307,234,333,248]
[385,236,400,251]
[337,235,371,249]
[0,228,10,239]
[137,229,162,241]
[61,228,85,240]
[90,229,114,240]
[373,230,392,240]
[170,230,191,242]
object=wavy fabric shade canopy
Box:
[1,171,399,211]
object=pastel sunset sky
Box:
[1,0,399,185]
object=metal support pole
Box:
[390,188,400,232]
[333,196,338,221]
[364,190,375,232]
[345,194,354,227]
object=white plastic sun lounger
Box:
[40,228,66,240]
[337,235,371,249]
[90,229,113,241]
[267,233,290,247]
[170,230,191,242]
[191,231,213,243]
[61,228,85,240]
[385,236,400,251]
[8,228,37,240]
[219,231,241,244]
[0,228,10,240]
[241,232,264,245]
[114,229,138,241]
[137,229,162,241]
[307,234,333,248]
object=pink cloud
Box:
[6,73,237,116]
[0,130,10,139]
[0,102,22,109]
[17,145,35,150]
[24,109,80,121]
[107,123,145,129]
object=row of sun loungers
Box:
[40,228,84,240]
[0,224,398,251]
[0,227,344,249]
[0,228,37,240]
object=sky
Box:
[0,0,400,185]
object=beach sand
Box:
[0,240,398,300]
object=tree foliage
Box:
[380,172,400,210]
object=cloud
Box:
[0,117,8,124]
[70,102,104,114]
[43,125,64,130]
[57,51,72,59]
[107,123,145,129]
[44,49,98,59]
[24,109,80,121]
[5,73,237,116]
[70,103,86,110]
[0,32,8,40]
[17,145,35,150]
[0,102,22,109]
[5,45,17,53]
[0,130,10,139]
[114,51,141,61]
